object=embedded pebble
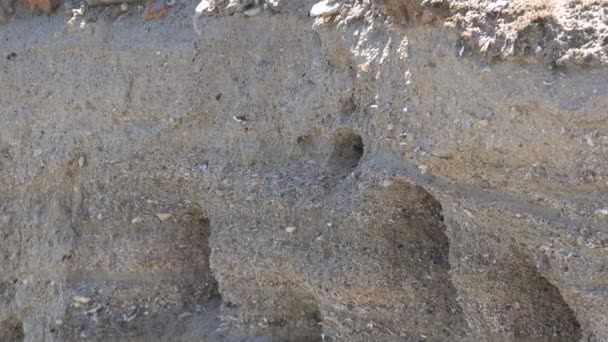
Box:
[225,0,243,14]
[143,0,167,20]
[156,213,173,221]
[120,2,128,11]
[265,0,280,11]
[382,179,393,187]
[596,208,608,215]
[358,62,370,72]
[178,312,193,319]
[285,226,297,233]
[195,0,209,12]
[244,5,261,16]
[87,305,101,314]
[131,216,143,224]
[78,155,85,167]
[486,0,508,13]
[122,312,137,322]
[310,0,341,17]
[73,296,92,304]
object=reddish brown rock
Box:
[23,0,59,13]
[143,0,167,20]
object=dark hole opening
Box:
[329,130,364,175]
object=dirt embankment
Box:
[1,0,608,341]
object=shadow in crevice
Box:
[0,316,24,342]
[330,179,470,339]
[63,200,222,340]
[328,129,364,177]
[449,235,582,339]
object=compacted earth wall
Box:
[1,0,608,341]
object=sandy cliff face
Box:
[1,0,607,340]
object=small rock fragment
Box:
[382,179,393,187]
[156,213,172,221]
[596,208,608,216]
[65,0,86,18]
[358,62,370,72]
[178,312,193,319]
[195,0,209,12]
[78,155,85,167]
[122,312,137,322]
[310,0,341,17]
[243,5,261,16]
[193,0,210,36]
[225,0,243,14]
[87,305,101,314]
[73,296,91,304]
[585,133,595,147]
[143,0,167,20]
[166,0,175,6]
[265,0,280,11]
[285,226,297,233]
[486,0,508,14]
[131,217,143,224]
[120,2,128,11]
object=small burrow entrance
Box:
[328,129,364,176]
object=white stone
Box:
[73,296,91,304]
[596,208,608,215]
[310,0,341,17]
[156,213,173,221]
